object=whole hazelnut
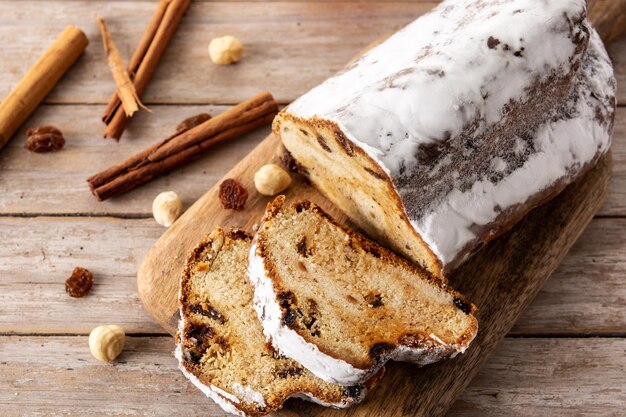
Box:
[209,35,243,65]
[254,164,292,196]
[89,325,125,363]
[152,191,183,227]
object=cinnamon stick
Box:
[0,26,88,151]
[96,16,147,118]
[102,0,171,124]
[103,0,190,140]
[88,91,278,201]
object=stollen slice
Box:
[249,196,478,385]
[176,228,380,417]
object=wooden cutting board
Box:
[137,2,623,416]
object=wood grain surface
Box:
[1,0,625,416]
[1,337,624,417]
[0,107,624,216]
[2,217,625,336]
[0,2,624,106]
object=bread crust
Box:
[273,115,444,278]
[254,196,477,378]
[177,228,376,416]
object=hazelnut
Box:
[89,325,125,363]
[209,35,243,65]
[152,191,183,227]
[254,164,292,196]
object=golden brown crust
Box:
[273,113,444,278]
[256,196,477,370]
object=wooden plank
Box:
[1,216,624,336]
[0,216,624,336]
[0,2,435,105]
[0,336,624,416]
[452,338,626,417]
[0,217,164,334]
[0,104,270,215]
[0,2,624,106]
[511,218,626,335]
[0,106,624,216]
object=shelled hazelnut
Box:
[254,164,292,196]
[89,325,125,363]
[152,191,183,227]
[209,35,243,65]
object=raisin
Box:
[214,336,230,350]
[282,310,297,328]
[189,302,226,324]
[278,291,296,306]
[65,267,94,298]
[369,342,394,362]
[176,113,211,134]
[277,367,304,378]
[364,292,384,308]
[186,323,215,342]
[316,135,332,152]
[364,167,386,180]
[296,236,309,257]
[25,126,65,153]
[334,129,354,156]
[280,148,299,172]
[279,147,308,176]
[453,297,472,314]
[487,36,500,49]
[344,385,362,399]
[219,179,248,211]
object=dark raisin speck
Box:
[364,292,384,308]
[283,310,297,328]
[453,297,472,314]
[487,36,500,49]
[186,324,215,342]
[344,385,362,399]
[296,236,310,257]
[277,367,304,378]
[369,342,394,361]
[190,303,226,324]
[316,135,332,152]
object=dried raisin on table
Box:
[65,267,94,298]
[25,126,65,153]
[219,179,248,211]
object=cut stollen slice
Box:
[176,227,381,417]
[249,196,478,385]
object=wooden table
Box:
[0,2,624,416]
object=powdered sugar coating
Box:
[285,0,615,268]
[289,0,587,175]
[413,29,614,265]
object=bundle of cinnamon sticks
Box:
[88,92,278,201]
[102,0,190,140]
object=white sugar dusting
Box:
[414,31,614,264]
[289,0,586,176]
[285,0,614,268]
